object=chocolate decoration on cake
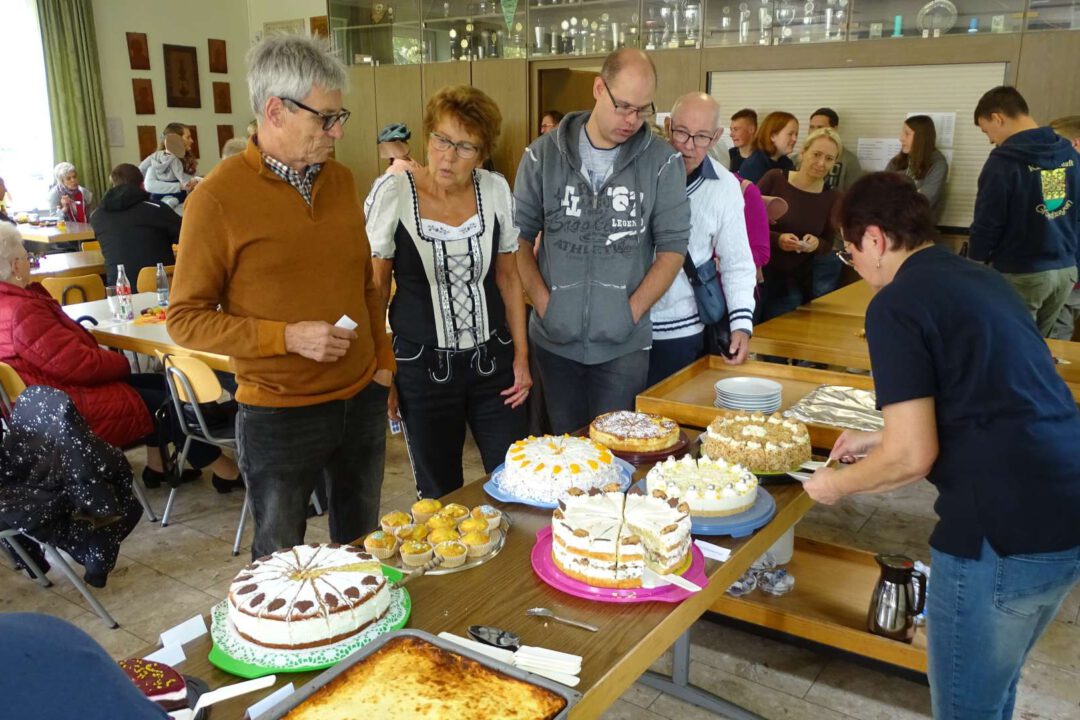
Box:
[249,593,265,606]
[267,598,286,612]
[236,583,257,594]
[360,576,378,586]
[294,600,314,613]
[344,586,361,598]
[325,593,339,608]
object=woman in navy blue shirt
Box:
[805,172,1080,720]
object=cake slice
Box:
[118,658,188,712]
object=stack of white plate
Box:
[714,377,783,414]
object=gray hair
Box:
[221,137,248,158]
[670,92,723,131]
[53,162,76,185]
[0,224,26,283]
[247,35,348,120]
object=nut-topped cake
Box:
[701,412,811,473]
[227,543,391,650]
[589,410,680,452]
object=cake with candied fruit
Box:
[701,412,811,473]
[501,434,623,504]
[589,410,680,452]
[227,543,391,650]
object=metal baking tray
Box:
[261,628,581,719]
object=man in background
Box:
[1048,115,1080,340]
[89,163,179,286]
[728,108,757,174]
[970,86,1079,337]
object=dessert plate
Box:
[530,527,708,603]
[207,565,411,678]
[483,458,635,509]
[630,479,776,537]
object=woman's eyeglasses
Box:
[836,249,855,267]
[280,97,351,131]
[430,131,480,160]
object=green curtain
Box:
[36,0,110,201]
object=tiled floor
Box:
[2,432,1078,719]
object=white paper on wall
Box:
[856,138,903,172]
[906,111,957,148]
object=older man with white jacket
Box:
[648,93,757,384]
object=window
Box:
[0,0,54,210]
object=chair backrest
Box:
[136,265,174,294]
[80,240,100,252]
[41,274,106,305]
[0,361,26,417]
[160,353,232,444]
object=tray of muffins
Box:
[365,499,511,575]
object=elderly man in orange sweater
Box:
[168,35,394,559]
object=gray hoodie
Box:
[514,111,690,365]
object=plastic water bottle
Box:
[116,264,135,321]
[155,262,170,306]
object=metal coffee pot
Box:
[867,554,926,643]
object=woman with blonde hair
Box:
[738,111,799,183]
[365,85,530,498]
[757,127,843,320]
[886,115,949,221]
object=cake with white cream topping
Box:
[501,435,623,504]
[646,454,758,516]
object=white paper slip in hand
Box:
[335,314,358,331]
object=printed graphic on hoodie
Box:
[1040,167,1067,216]
[555,181,645,251]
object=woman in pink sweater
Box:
[735,173,774,285]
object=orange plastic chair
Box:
[136,265,175,294]
[41,274,106,305]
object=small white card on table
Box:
[159,614,207,648]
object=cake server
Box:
[526,607,599,632]
[391,554,444,588]
[166,675,277,720]
[641,566,702,593]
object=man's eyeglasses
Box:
[430,131,481,160]
[670,127,717,148]
[281,97,351,131]
[603,80,655,120]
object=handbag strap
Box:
[682,253,703,287]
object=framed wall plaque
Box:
[132,78,155,114]
[217,125,235,154]
[163,44,201,108]
[208,38,228,73]
[310,16,329,38]
[126,32,150,70]
[212,82,232,114]
[137,125,158,159]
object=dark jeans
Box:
[647,333,705,387]
[395,332,527,499]
[127,373,220,467]
[811,251,843,299]
[533,345,649,435]
[760,264,812,323]
[237,381,388,559]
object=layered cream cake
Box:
[551,485,691,588]
[501,435,623,504]
[589,411,680,453]
[646,454,758,516]
[701,412,811,473]
[227,543,392,650]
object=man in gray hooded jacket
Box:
[515,49,690,434]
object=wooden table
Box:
[17,221,95,244]
[803,280,874,317]
[29,250,104,279]
[636,356,875,449]
[149,472,812,719]
[754,293,1080,402]
[62,292,231,372]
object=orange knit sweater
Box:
[167,141,394,407]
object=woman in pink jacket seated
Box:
[0,225,240,490]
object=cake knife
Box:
[641,566,702,593]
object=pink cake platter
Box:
[530,527,708,604]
